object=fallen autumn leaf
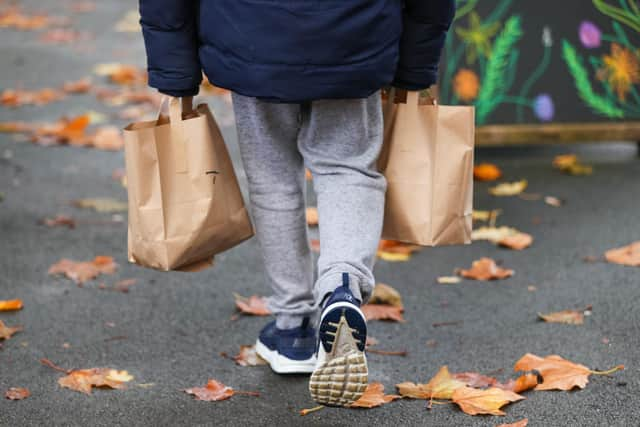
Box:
[451,386,525,416]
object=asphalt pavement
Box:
[1,1,639,426]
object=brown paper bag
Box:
[378,90,475,246]
[123,97,254,271]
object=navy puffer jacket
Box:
[139,0,455,102]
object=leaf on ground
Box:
[0,299,23,311]
[63,78,92,94]
[497,419,528,427]
[498,232,533,250]
[93,63,147,86]
[0,320,22,340]
[34,114,91,146]
[538,309,586,325]
[474,163,502,181]
[306,207,318,226]
[451,386,525,416]
[184,379,235,401]
[377,240,422,262]
[42,215,76,228]
[514,353,623,391]
[368,283,403,308]
[472,209,502,223]
[544,196,564,207]
[305,169,312,180]
[233,345,267,367]
[5,387,30,400]
[349,383,401,408]
[91,126,124,151]
[489,180,528,197]
[437,276,461,284]
[48,256,117,284]
[453,372,499,388]
[58,368,133,395]
[0,9,51,30]
[460,258,514,281]
[553,154,593,175]
[397,366,466,400]
[233,293,271,316]
[1,88,65,107]
[0,121,32,133]
[73,198,127,213]
[605,241,640,267]
[361,304,405,322]
[498,373,540,393]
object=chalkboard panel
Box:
[443,0,640,130]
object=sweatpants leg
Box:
[232,93,315,330]
[298,91,386,305]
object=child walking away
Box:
[140,0,456,406]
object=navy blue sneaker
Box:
[255,317,317,374]
[309,273,368,406]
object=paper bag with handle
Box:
[378,89,475,246]
[123,97,254,271]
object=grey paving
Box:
[0,1,639,426]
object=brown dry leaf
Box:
[514,353,623,391]
[396,366,466,400]
[605,241,640,267]
[452,372,499,388]
[489,180,528,197]
[91,126,124,151]
[451,386,525,416]
[58,368,133,395]
[48,256,117,284]
[460,258,514,281]
[368,283,402,308]
[63,78,92,94]
[233,293,271,316]
[0,299,23,311]
[499,373,540,393]
[0,9,50,30]
[361,304,405,322]
[73,198,127,213]
[35,114,91,146]
[497,419,528,427]
[0,320,23,340]
[498,232,533,251]
[474,163,502,181]
[1,88,65,107]
[538,309,585,325]
[306,207,318,226]
[552,154,593,175]
[0,121,32,133]
[184,379,238,401]
[349,383,401,408]
[377,240,422,262]
[5,387,30,400]
[42,215,76,228]
[94,63,147,86]
[233,345,267,367]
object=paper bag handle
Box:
[157,96,193,174]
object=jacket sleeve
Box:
[392,0,456,90]
[139,0,202,96]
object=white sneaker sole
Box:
[309,302,368,406]
[255,340,316,374]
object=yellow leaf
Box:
[489,180,528,197]
[396,366,466,400]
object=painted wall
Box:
[442,0,640,125]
